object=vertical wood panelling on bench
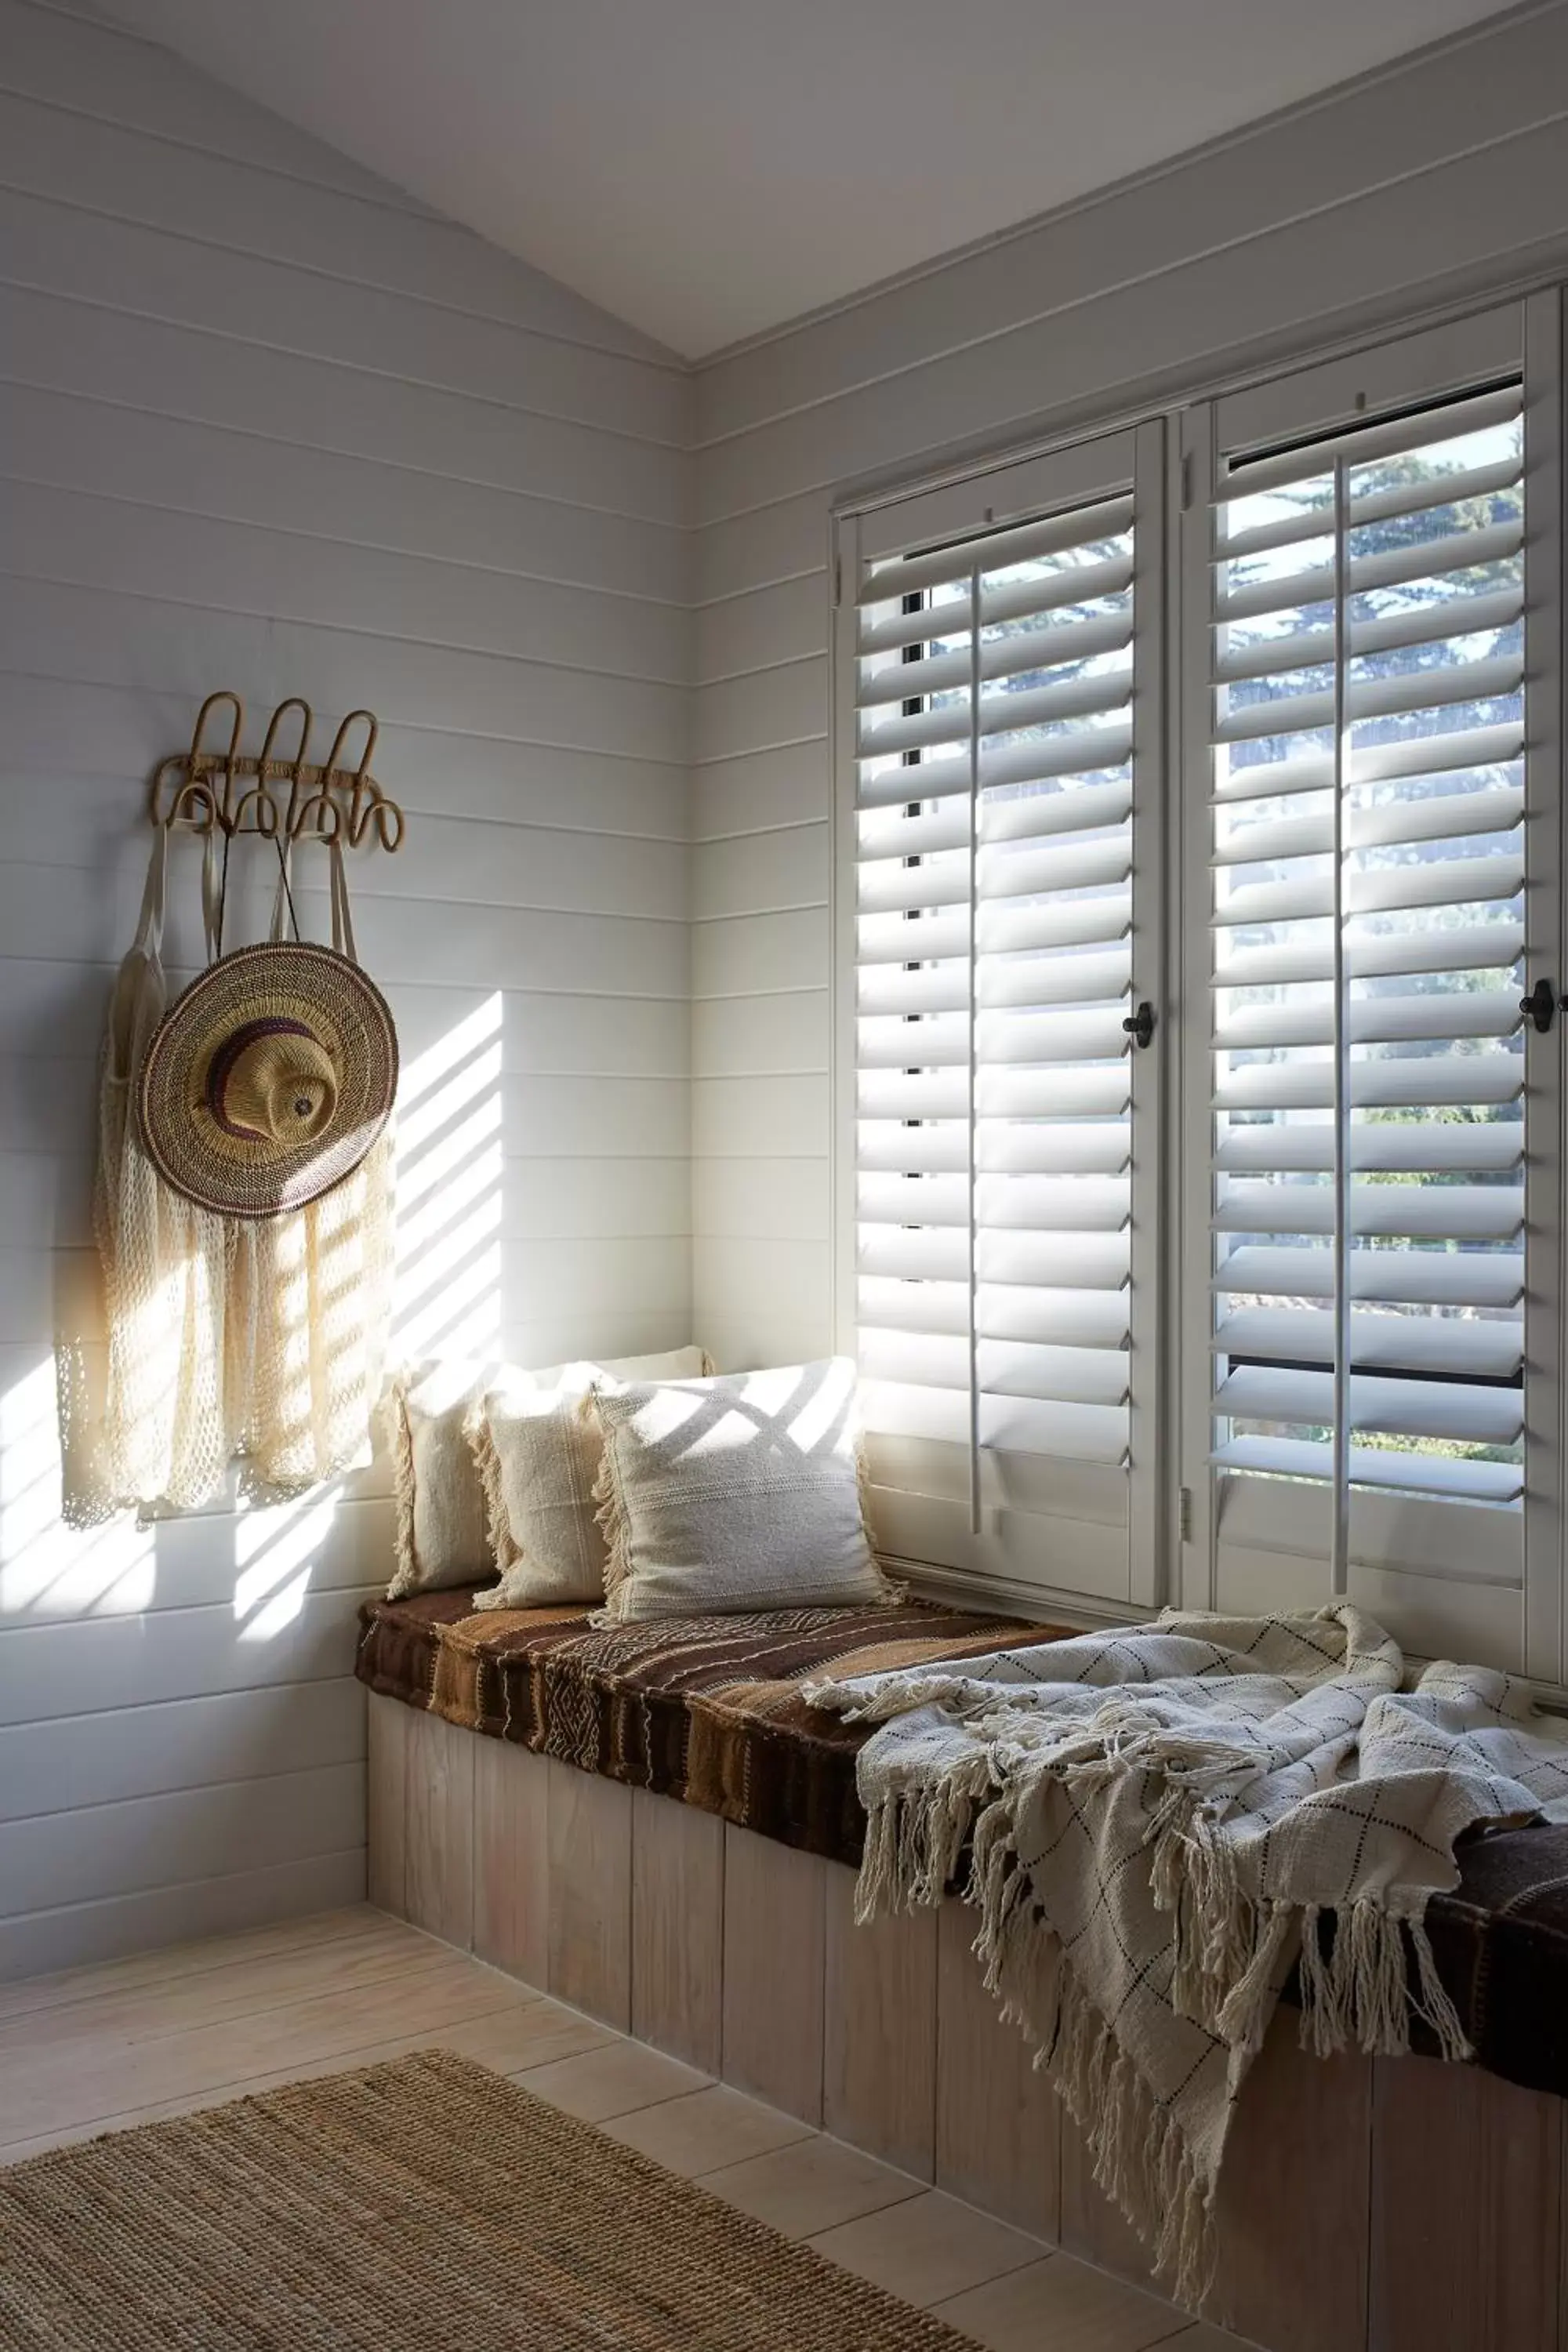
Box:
[1206,2021,1372,2352]
[472,1735,550,1987]
[1058,2013,1375,2348]
[823,1860,937,2180]
[630,1788,724,2073]
[933,1897,1060,2240]
[546,1759,632,2030]
[368,1724,1568,2352]
[721,1824,826,2125]
[365,1694,408,1916]
[1370,2053,1563,2352]
[402,1708,474,1951]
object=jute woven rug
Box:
[0,2049,967,2349]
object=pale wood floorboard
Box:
[0,1907,1252,2351]
[0,1904,381,2027]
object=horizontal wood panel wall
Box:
[686,1,1568,1385]
[0,0,694,1980]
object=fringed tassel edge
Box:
[586,1428,636,1629]
[1150,1798,1298,2056]
[852,1432,909,1608]
[852,1763,994,1922]
[382,1386,424,1601]
[966,1800,1217,2313]
[802,1667,982,1726]
[463,1397,525,1605]
[1294,1899,1471,2064]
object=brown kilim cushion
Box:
[355,1593,1568,2103]
[357,1587,1058,1866]
[0,2050,969,2350]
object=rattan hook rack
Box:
[149,691,406,852]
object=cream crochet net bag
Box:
[63,827,394,1520]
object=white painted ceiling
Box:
[96,0,1516,358]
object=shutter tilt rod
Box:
[966,561,983,1538]
[1329,458,1352,1598]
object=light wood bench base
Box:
[369,1693,1564,2352]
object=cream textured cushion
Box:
[591,1358,899,1624]
[386,1346,707,1602]
[385,1359,505,1599]
[467,1348,712,1611]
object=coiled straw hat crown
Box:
[139,939,397,1218]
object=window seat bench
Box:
[358,1590,1568,2352]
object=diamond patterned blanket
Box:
[808,1605,1568,2307]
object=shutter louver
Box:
[851,465,1149,1519]
[1206,383,1531,1513]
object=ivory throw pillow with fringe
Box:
[590,1358,899,1624]
[385,1358,504,1599]
[468,1348,710,1610]
[386,1347,707,1601]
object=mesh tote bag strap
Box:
[328,833,361,964]
[201,823,226,966]
[268,837,302,945]
[199,825,302,962]
[131,822,169,961]
[101,822,172,1089]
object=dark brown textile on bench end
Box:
[1416,1821,1568,2098]
[355,1588,1063,1868]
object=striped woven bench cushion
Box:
[357,1588,1059,1866]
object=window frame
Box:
[830,289,1566,1676]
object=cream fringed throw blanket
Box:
[808,1605,1568,2307]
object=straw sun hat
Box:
[138,940,397,1218]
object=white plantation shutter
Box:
[835,428,1164,1605]
[833,302,1563,1667]
[1189,310,1563,1656]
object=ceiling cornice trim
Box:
[691,0,1560,373]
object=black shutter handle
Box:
[1122,1000,1156,1051]
[1520,978,1558,1034]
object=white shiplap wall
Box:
[0,0,692,1977]
[688,0,1568,1376]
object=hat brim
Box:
[138,942,397,1218]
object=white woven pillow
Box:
[590,1358,901,1624]
[385,1346,707,1602]
[466,1347,712,1611]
